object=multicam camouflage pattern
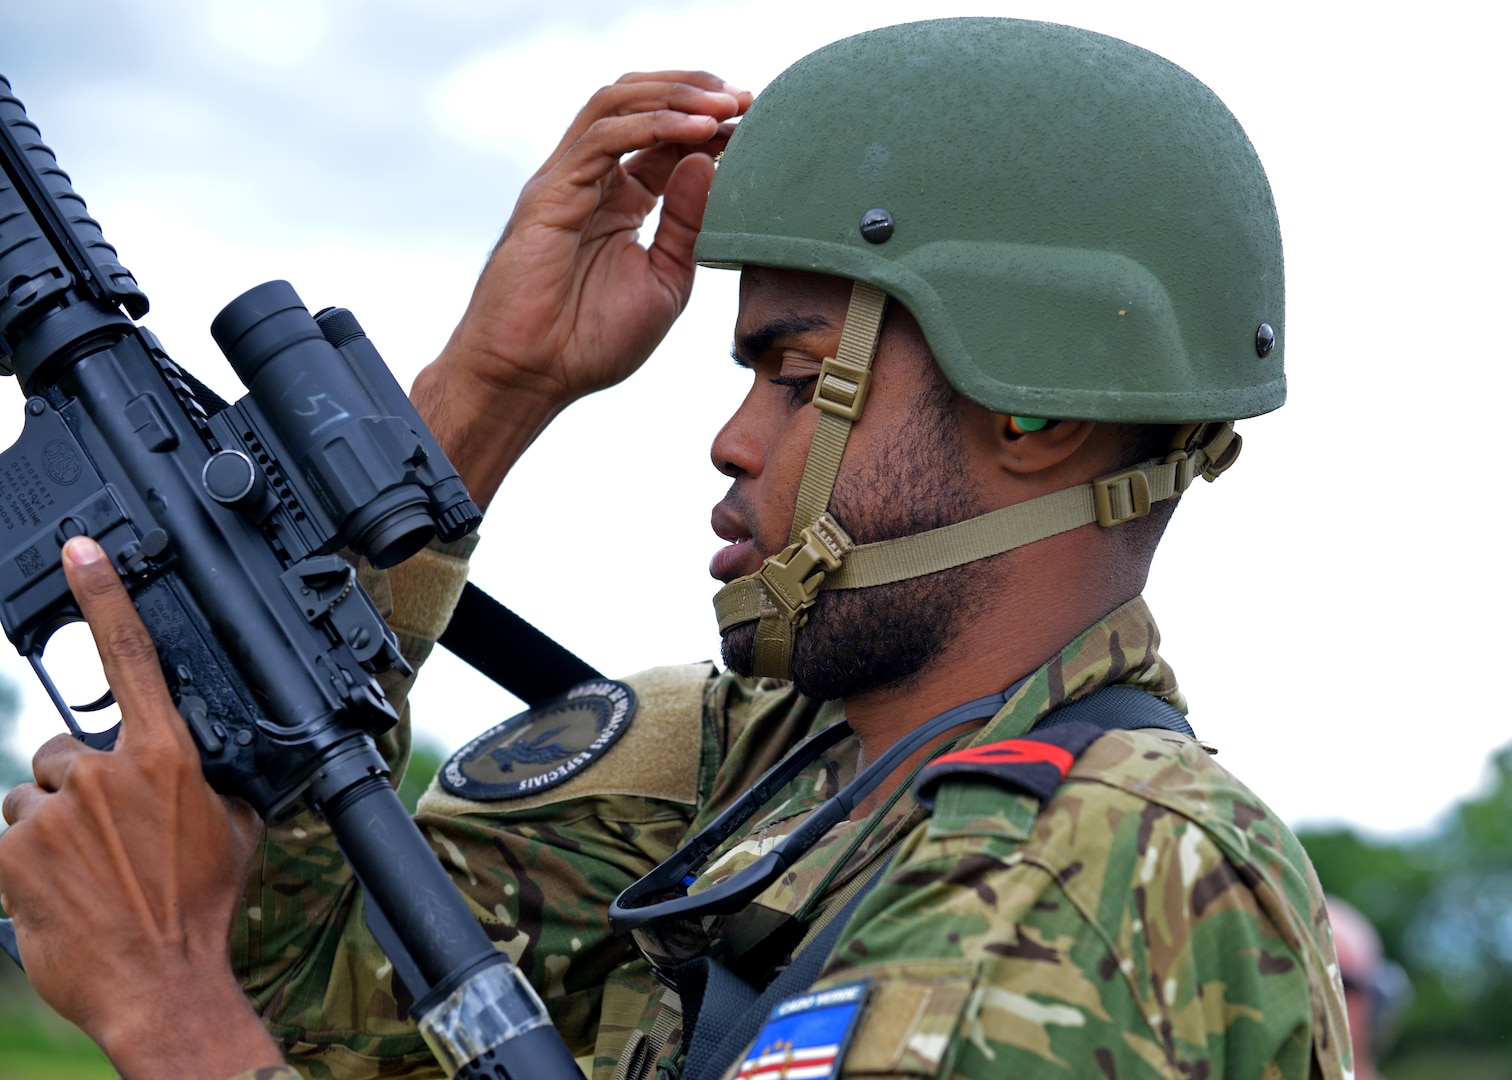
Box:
[818,729,1347,1078]
[227,566,1348,1080]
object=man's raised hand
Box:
[413,71,751,508]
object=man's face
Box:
[710,268,991,700]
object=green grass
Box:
[0,971,116,1080]
[1385,1046,1512,1080]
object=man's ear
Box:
[993,417,1098,476]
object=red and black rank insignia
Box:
[913,719,1105,809]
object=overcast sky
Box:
[0,0,1506,835]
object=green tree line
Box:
[1299,747,1512,1078]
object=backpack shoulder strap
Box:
[913,685,1193,810]
[1034,684,1194,738]
[677,859,890,1080]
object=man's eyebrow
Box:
[730,314,834,367]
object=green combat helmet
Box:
[699,18,1285,680]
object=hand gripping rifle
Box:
[0,76,583,1080]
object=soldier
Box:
[1327,896,1411,1080]
[0,18,1349,1080]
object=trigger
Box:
[72,689,116,713]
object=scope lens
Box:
[356,505,434,570]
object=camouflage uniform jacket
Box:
[231,543,1349,1080]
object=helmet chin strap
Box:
[721,280,888,678]
[711,282,1244,681]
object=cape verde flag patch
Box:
[737,979,870,1080]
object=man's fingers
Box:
[648,153,718,289]
[30,733,88,793]
[550,109,725,191]
[510,109,726,241]
[542,75,747,176]
[562,72,741,136]
[60,537,178,746]
[620,142,686,199]
[610,70,731,91]
[597,77,746,125]
[2,781,42,826]
[622,118,735,200]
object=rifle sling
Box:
[437,582,602,707]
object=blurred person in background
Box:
[1327,896,1412,1079]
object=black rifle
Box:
[0,76,582,1079]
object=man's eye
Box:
[770,375,818,406]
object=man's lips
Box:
[710,538,756,583]
[710,502,761,583]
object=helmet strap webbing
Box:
[723,281,888,678]
[826,421,1238,590]
[715,420,1242,640]
[789,283,889,538]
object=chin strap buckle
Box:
[757,513,854,625]
[1198,423,1242,481]
[1092,467,1153,528]
[814,354,873,421]
[1093,422,1244,529]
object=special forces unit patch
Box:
[440,679,637,800]
[737,980,870,1080]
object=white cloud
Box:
[203,0,337,68]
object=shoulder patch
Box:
[440,679,636,800]
[738,979,870,1080]
[914,719,1105,809]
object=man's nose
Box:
[710,390,767,479]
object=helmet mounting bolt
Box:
[859,208,894,244]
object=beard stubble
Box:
[720,376,989,701]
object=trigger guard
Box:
[79,723,120,750]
